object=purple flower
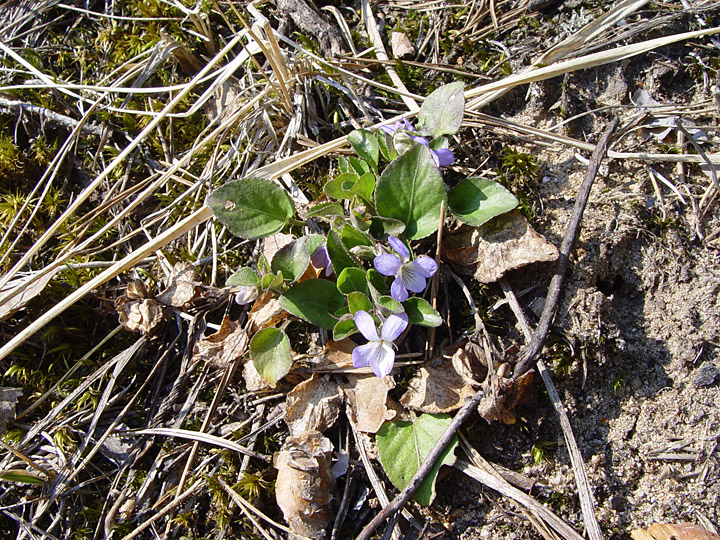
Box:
[311,243,334,276]
[373,236,438,302]
[352,310,409,377]
[379,116,454,167]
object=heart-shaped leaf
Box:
[347,291,372,314]
[279,279,345,330]
[327,230,360,276]
[348,129,379,169]
[208,178,294,240]
[375,145,447,240]
[305,201,344,218]
[376,413,458,506]
[333,317,357,341]
[403,297,442,327]
[415,82,465,138]
[250,328,292,387]
[337,267,369,295]
[448,177,519,227]
[226,267,260,287]
[271,236,316,283]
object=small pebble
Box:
[693,363,720,387]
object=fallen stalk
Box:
[512,116,620,380]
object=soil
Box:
[430,14,720,539]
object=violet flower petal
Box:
[354,310,379,341]
[380,313,408,341]
[374,253,403,276]
[433,148,455,167]
[412,256,438,278]
[372,341,397,377]
[352,341,378,369]
[400,263,428,293]
[387,236,410,261]
[391,276,409,302]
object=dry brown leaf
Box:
[0,268,59,323]
[117,298,165,335]
[631,523,720,540]
[391,31,415,58]
[248,291,288,334]
[0,387,22,434]
[286,374,343,437]
[242,358,271,392]
[192,316,248,368]
[320,339,355,369]
[443,210,559,283]
[343,374,397,433]
[274,431,335,540]
[156,263,202,307]
[400,353,478,413]
[477,371,534,425]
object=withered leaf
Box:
[343,375,397,433]
[274,431,335,540]
[0,268,60,323]
[477,371,534,425]
[242,358,271,392]
[0,388,23,434]
[286,374,343,437]
[192,316,248,368]
[117,298,165,335]
[248,291,288,334]
[400,354,477,414]
[631,523,720,540]
[156,263,202,307]
[443,211,558,283]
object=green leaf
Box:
[375,145,447,240]
[261,271,283,290]
[367,269,389,297]
[403,297,442,327]
[369,216,406,240]
[304,234,324,258]
[340,225,372,250]
[271,236,310,283]
[377,295,404,313]
[377,130,398,162]
[0,470,46,485]
[324,172,358,200]
[349,156,371,176]
[448,177,519,227]
[327,229,360,276]
[333,317,357,340]
[350,172,376,204]
[348,129,379,168]
[376,413,458,506]
[305,201,344,218]
[337,267,368,295]
[250,328,292,387]
[338,155,351,174]
[279,279,345,330]
[226,267,259,287]
[415,82,465,138]
[208,178,294,240]
[347,291,372,314]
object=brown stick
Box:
[355,389,485,540]
[512,116,619,380]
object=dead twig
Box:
[512,116,619,380]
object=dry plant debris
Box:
[0,1,719,539]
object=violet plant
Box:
[207,82,520,386]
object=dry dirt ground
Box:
[433,34,720,540]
